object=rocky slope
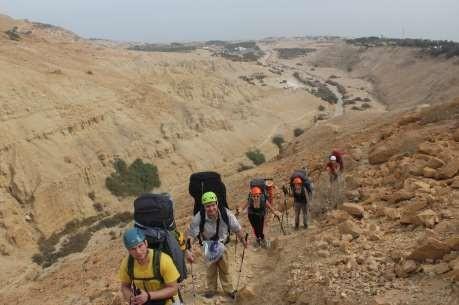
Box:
[1,16,458,305]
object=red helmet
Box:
[251,186,262,195]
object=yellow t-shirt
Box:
[118,249,180,304]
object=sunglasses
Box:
[251,194,261,198]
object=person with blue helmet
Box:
[118,227,180,305]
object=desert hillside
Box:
[0,15,458,305]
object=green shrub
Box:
[32,212,131,267]
[294,128,304,137]
[106,158,160,197]
[272,135,285,149]
[246,149,266,165]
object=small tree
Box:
[294,128,304,137]
[272,135,285,149]
[106,158,161,197]
[246,149,266,166]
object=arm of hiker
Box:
[144,282,178,303]
[266,200,281,217]
[236,201,248,216]
[185,214,201,263]
[120,282,134,303]
[236,230,248,248]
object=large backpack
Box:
[189,171,228,214]
[189,171,231,244]
[133,193,187,283]
[290,169,313,196]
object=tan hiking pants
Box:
[206,250,234,293]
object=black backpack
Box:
[132,193,187,283]
[290,170,313,196]
[189,171,228,214]
[189,171,231,244]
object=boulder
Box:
[416,209,439,228]
[389,190,415,204]
[453,129,459,142]
[341,203,364,218]
[327,210,351,225]
[436,159,459,179]
[423,167,437,178]
[318,250,330,258]
[368,143,398,165]
[394,259,418,278]
[237,286,256,302]
[407,237,452,261]
[416,154,446,169]
[449,257,459,281]
[446,237,459,251]
[338,220,362,239]
[384,207,401,220]
[433,262,451,274]
[417,142,444,156]
[451,176,459,189]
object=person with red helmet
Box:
[237,186,280,248]
[326,150,344,184]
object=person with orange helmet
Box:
[237,184,280,248]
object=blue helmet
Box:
[123,227,145,249]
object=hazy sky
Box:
[1,0,458,43]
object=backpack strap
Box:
[198,208,231,245]
[126,250,164,283]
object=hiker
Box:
[326,154,342,184]
[265,178,276,208]
[118,227,180,305]
[289,170,313,230]
[185,191,247,299]
[236,185,281,247]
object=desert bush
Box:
[246,149,266,165]
[32,212,131,267]
[318,105,326,111]
[361,103,371,109]
[106,158,160,197]
[128,43,196,53]
[294,128,305,137]
[272,135,285,149]
[275,48,316,59]
[5,27,20,41]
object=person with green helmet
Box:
[118,227,181,305]
[186,191,247,299]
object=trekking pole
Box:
[190,263,197,304]
[275,214,286,235]
[235,233,249,300]
[234,236,238,265]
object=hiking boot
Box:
[204,291,215,299]
[294,225,299,231]
[303,223,308,229]
[227,291,237,299]
[260,239,267,248]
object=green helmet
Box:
[123,227,145,249]
[202,191,218,205]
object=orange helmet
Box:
[293,177,303,184]
[251,186,262,195]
